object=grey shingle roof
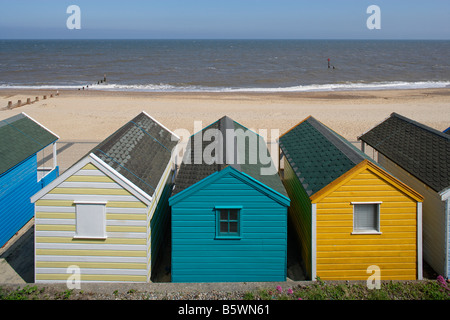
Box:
[358,112,450,193]
[0,113,58,176]
[279,116,374,197]
[90,112,179,196]
[172,116,287,196]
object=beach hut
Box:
[0,112,59,248]
[359,112,450,278]
[31,112,179,283]
[169,116,290,283]
[278,116,423,281]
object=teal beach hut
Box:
[169,116,290,283]
[0,113,59,248]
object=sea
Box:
[0,39,449,92]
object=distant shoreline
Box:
[1,86,449,173]
[1,80,449,94]
[2,86,450,100]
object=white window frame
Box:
[73,201,107,239]
[351,201,382,235]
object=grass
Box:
[245,277,450,300]
[0,285,45,300]
[1,277,450,300]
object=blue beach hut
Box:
[0,113,59,248]
[169,116,290,283]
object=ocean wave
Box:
[0,81,449,93]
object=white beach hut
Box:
[31,112,179,283]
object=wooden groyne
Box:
[5,91,59,110]
[78,74,107,91]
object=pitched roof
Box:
[278,116,374,197]
[89,112,179,197]
[358,112,450,193]
[0,113,58,176]
[172,116,287,197]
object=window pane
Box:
[229,222,238,233]
[220,222,228,233]
[355,204,378,231]
[220,211,228,221]
[229,209,238,221]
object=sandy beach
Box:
[1,88,450,171]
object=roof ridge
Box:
[174,117,285,196]
[195,116,262,168]
[69,112,177,197]
[391,112,450,141]
[357,112,450,193]
[306,116,366,166]
[93,112,174,154]
[0,113,59,175]
[219,116,241,171]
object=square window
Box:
[74,202,107,239]
[216,208,241,238]
[353,203,380,233]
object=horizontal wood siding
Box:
[378,154,446,277]
[171,172,287,282]
[282,157,312,279]
[0,155,38,247]
[35,162,149,283]
[316,167,418,280]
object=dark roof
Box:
[90,112,179,196]
[358,112,450,193]
[172,116,287,197]
[0,113,58,176]
[279,116,374,197]
[444,127,450,135]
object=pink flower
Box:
[276,285,282,293]
[437,275,450,290]
[298,298,303,300]
[287,288,293,295]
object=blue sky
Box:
[0,0,449,39]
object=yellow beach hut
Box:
[31,112,179,283]
[278,116,424,281]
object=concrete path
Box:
[0,219,35,284]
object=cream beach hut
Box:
[31,112,179,283]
